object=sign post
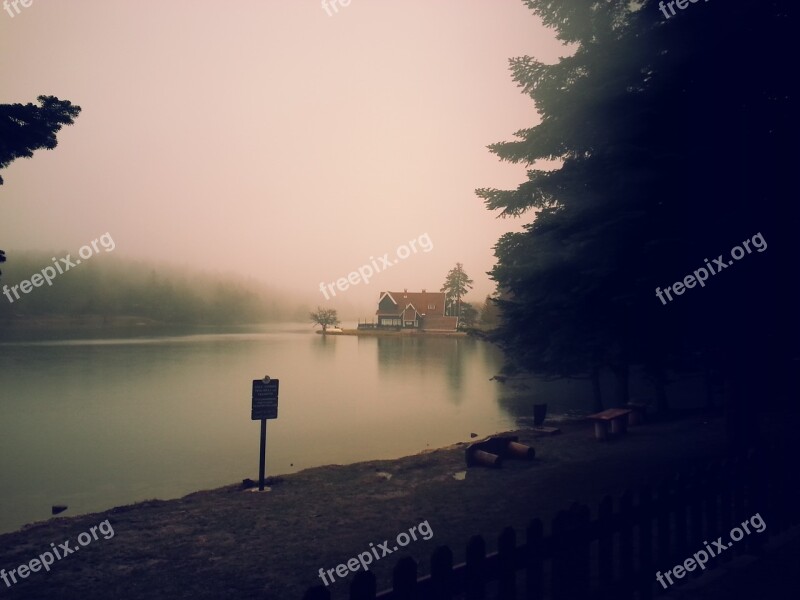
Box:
[258,419,267,491]
[252,376,279,491]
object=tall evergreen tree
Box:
[440,263,473,317]
[478,0,797,429]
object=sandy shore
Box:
[0,414,739,599]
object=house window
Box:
[428,304,435,310]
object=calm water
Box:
[0,324,598,534]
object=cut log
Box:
[470,449,503,468]
[507,441,535,460]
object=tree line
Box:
[0,252,303,326]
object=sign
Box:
[252,378,279,420]
[251,376,280,492]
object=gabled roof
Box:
[402,304,419,320]
[378,291,398,306]
[377,290,446,317]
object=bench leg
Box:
[594,421,608,441]
[610,417,627,435]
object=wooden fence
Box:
[302,442,797,600]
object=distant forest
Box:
[0,253,306,326]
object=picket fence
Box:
[303,443,796,600]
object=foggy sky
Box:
[0,1,567,312]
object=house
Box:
[375,289,458,331]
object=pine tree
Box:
[478,0,797,418]
[0,95,81,283]
[440,263,473,317]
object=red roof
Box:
[377,291,446,317]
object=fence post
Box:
[689,469,704,549]
[428,545,453,600]
[779,440,798,528]
[303,585,331,600]
[673,474,688,560]
[703,462,720,571]
[597,495,614,600]
[498,526,516,600]
[552,510,575,600]
[571,503,591,597]
[619,490,634,600]
[656,478,671,569]
[465,535,486,600]
[718,460,733,564]
[744,448,766,555]
[350,570,376,600]
[787,441,800,528]
[731,457,746,557]
[769,441,791,531]
[637,485,654,600]
[525,519,544,600]
[392,556,418,600]
[766,443,784,534]
[686,469,703,581]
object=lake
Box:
[0,324,601,534]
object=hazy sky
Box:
[1,1,567,312]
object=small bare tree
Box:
[310,307,340,333]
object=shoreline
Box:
[318,328,468,337]
[0,412,748,599]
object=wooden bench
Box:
[587,408,632,440]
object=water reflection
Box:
[0,327,519,533]
[376,336,497,406]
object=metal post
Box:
[259,418,267,491]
